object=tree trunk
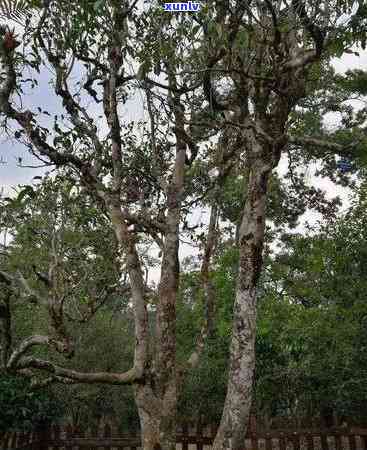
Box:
[135,382,177,450]
[137,81,186,450]
[133,141,184,450]
[213,150,272,450]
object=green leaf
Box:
[236,29,249,48]
[16,185,35,203]
[93,0,104,11]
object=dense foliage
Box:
[177,191,367,424]
[2,172,367,428]
[0,374,63,432]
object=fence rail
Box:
[2,424,367,450]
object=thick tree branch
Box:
[283,49,318,70]
[282,1,326,71]
[0,270,46,305]
[7,335,50,370]
[30,375,77,389]
[288,135,352,155]
[154,66,187,404]
[16,356,139,385]
[291,0,325,56]
[106,200,149,379]
[101,1,130,194]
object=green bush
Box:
[0,374,64,432]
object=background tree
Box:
[0,373,63,433]
[183,3,367,448]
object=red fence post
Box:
[249,414,257,436]
[306,432,314,450]
[182,422,189,450]
[279,432,286,450]
[103,423,111,450]
[320,432,328,450]
[292,431,301,450]
[349,434,357,450]
[65,423,73,450]
[197,421,203,450]
[251,431,258,450]
[265,433,272,450]
[210,423,218,442]
[37,426,49,450]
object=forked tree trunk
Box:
[133,126,184,450]
[213,148,272,450]
[135,80,186,450]
[135,384,161,450]
[136,250,179,450]
[134,358,177,450]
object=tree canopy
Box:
[0,1,367,449]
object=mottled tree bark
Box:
[134,384,161,450]
[133,75,186,450]
[213,139,272,450]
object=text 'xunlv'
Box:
[164,2,201,12]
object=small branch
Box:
[144,77,201,94]
[186,204,218,370]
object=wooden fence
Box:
[2,424,367,450]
